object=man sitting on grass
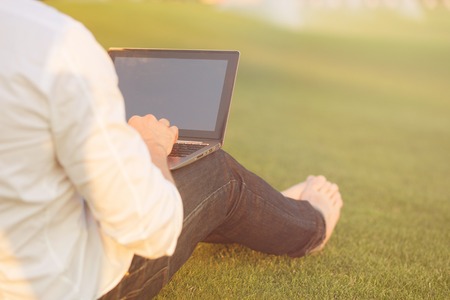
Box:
[0,0,343,299]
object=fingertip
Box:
[170,125,179,137]
[145,114,156,121]
[128,115,137,123]
[159,118,170,126]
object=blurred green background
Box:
[48,1,449,299]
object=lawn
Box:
[48,1,450,299]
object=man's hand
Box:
[128,114,179,182]
[128,114,178,156]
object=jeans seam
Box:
[120,267,168,300]
[183,180,234,226]
[237,179,317,228]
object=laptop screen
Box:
[109,48,239,140]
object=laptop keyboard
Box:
[169,142,208,157]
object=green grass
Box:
[48,1,450,299]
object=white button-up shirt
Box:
[0,1,183,299]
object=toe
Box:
[329,183,339,196]
[332,192,343,208]
[306,175,316,183]
[319,181,332,194]
[311,175,327,189]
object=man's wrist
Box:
[144,142,175,183]
[145,141,169,157]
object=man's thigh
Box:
[172,149,233,220]
[168,150,235,274]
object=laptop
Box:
[108,48,240,170]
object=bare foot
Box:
[282,175,343,253]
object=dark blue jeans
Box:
[99,150,325,299]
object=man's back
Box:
[0,1,184,299]
[0,1,103,298]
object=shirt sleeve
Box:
[47,20,183,259]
